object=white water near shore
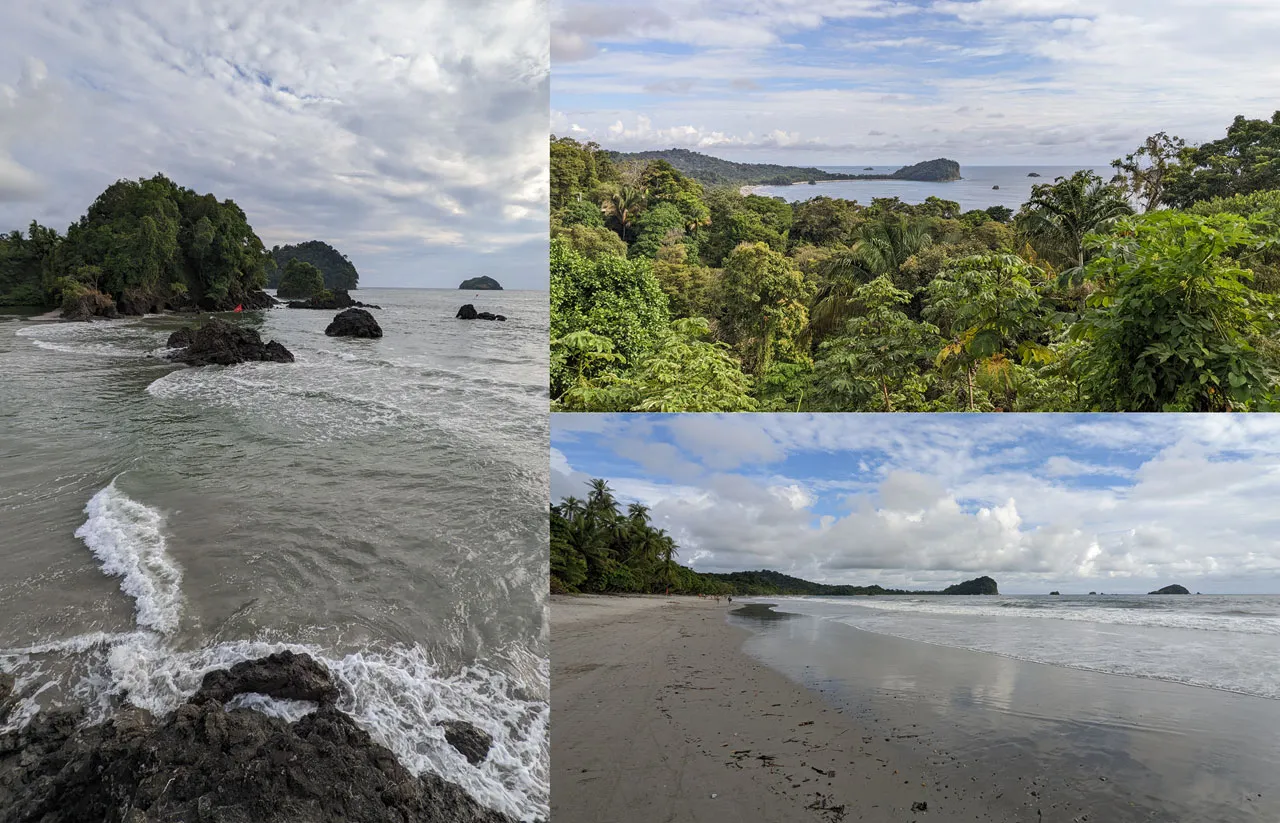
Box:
[2,476,548,820]
[1,291,550,820]
[766,594,1280,701]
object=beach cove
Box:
[551,595,1279,822]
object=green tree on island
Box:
[1,174,270,314]
[275,258,326,299]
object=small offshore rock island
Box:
[458,276,503,290]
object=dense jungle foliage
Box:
[268,240,359,290]
[550,112,1280,412]
[0,174,272,313]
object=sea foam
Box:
[0,479,550,820]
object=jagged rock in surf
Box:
[442,720,493,766]
[455,304,506,322]
[324,308,383,339]
[166,328,194,349]
[285,289,380,311]
[167,318,294,366]
[0,673,14,725]
[0,654,517,823]
[191,651,340,707]
[197,289,278,312]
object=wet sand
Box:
[551,595,1031,822]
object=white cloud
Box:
[0,0,549,287]
[551,415,1280,593]
[552,0,1280,164]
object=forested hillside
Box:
[550,112,1280,413]
[0,174,271,313]
[268,240,359,290]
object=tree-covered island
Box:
[0,176,360,319]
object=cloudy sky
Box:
[552,414,1280,594]
[0,1,548,288]
[552,0,1280,165]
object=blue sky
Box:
[0,1,549,289]
[552,414,1280,594]
[552,0,1280,165]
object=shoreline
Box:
[551,594,1029,822]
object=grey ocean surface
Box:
[754,165,1104,210]
[735,595,1280,822]
[0,289,549,820]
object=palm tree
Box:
[1015,170,1133,287]
[657,530,679,595]
[602,184,647,243]
[808,216,932,342]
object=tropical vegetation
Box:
[275,258,326,299]
[550,112,1280,412]
[0,174,272,313]
[268,240,359,291]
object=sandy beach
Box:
[551,595,1032,822]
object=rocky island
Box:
[0,174,279,318]
[325,308,383,338]
[0,652,516,823]
[1149,584,1191,594]
[165,318,294,366]
[285,289,380,310]
[459,276,503,290]
[268,240,359,291]
[456,304,506,321]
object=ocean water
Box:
[770,594,1280,700]
[0,289,550,820]
[753,165,1104,211]
[734,595,1280,822]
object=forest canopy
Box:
[550,112,1280,413]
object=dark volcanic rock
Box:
[285,289,380,311]
[441,721,493,766]
[166,328,194,349]
[169,318,295,366]
[324,308,383,339]
[117,289,164,316]
[1149,584,1190,595]
[0,673,14,726]
[197,289,278,313]
[60,290,118,322]
[0,654,516,823]
[193,651,340,707]
[458,276,503,290]
[456,304,506,322]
